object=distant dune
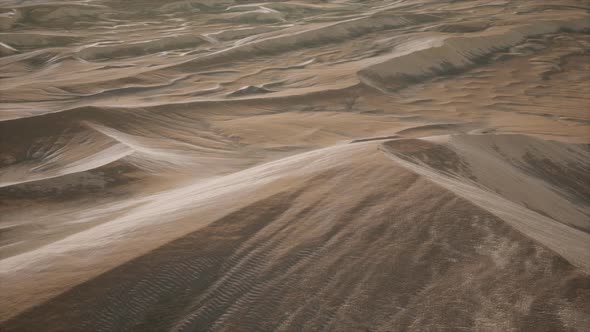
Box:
[1,0,589,331]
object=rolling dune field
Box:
[1,1,589,331]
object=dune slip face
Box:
[1,1,590,331]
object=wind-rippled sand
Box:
[1,1,589,331]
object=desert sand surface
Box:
[0,0,589,331]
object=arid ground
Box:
[1,0,589,331]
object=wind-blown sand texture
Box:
[1,0,589,331]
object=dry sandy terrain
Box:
[1,0,589,331]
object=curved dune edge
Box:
[381,134,590,272]
[0,121,137,188]
[169,12,442,71]
[358,14,590,92]
[0,143,132,188]
[76,35,210,61]
[0,108,257,187]
[1,134,589,328]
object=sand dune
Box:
[2,136,589,331]
[1,0,589,331]
[381,135,590,270]
[359,14,590,92]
